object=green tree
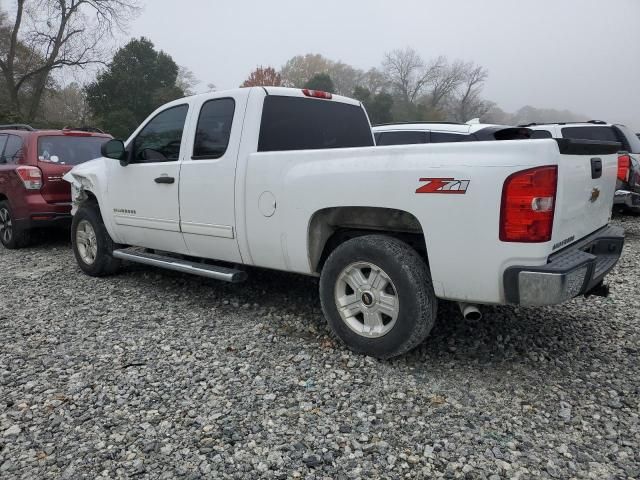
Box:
[85,37,185,138]
[353,86,393,125]
[304,73,335,94]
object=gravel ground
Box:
[0,216,639,480]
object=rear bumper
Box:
[14,212,72,230]
[614,189,640,211]
[503,225,624,306]
[12,194,72,230]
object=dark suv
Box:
[525,121,640,213]
[0,125,111,249]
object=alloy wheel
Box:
[334,261,399,338]
[76,219,98,265]
[0,207,13,245]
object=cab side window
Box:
[3,135,24,163]
[132,105,189,163]
[430,132,468,143]
[193,98,235,160]
[376,131,428,146]
[530,130,553,139]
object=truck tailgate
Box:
[552,139,620,247]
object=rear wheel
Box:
[319,235,437,359]
[0,201,31,249]
[71,202,121,276]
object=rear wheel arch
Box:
[308,207,429,273]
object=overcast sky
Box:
[129,0,640,129]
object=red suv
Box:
[0,125,111,249]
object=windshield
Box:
[38,136,109,166]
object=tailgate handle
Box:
[590,158,602,179]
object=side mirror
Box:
[101,139,126,161]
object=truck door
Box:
[178,91,248,263]
[106,103,190,253]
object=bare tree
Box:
[382,47,441,105]
[449,64,490,122]
[176,66,200,96]
[425,58,466,111]
[0,0,140,122]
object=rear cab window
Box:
[258,96,373,152]
[376,131,428,146]
[38,135,109,166]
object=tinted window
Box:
[133,105,189,163]
[193,98,235,159]
[376,131,428,146]
[0,135,6,162]
[561,126,618,143]
[38,136,109,166]
[258,96,373,152]
[530,130,553,139]
[430,132,468,143]
[614,125,640,154]
[3,135,24,163]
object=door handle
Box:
[155,176,175,184]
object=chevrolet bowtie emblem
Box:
[590,187,601,203]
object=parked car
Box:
[372,121,533,145]
[524,121,640,213]
[0,124,111,249]
[65,87,623,358]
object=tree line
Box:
[0,1,587,139]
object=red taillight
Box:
[500,166,557,243]
[15,166,43,190]
[617,154,630,183]
[302,88,332,100]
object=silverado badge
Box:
[589,188,601,203]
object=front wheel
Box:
[71,202,121,277]
[319,235,437,359]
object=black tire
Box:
[319,235,437,359]
[71,201,121,277]
[0,200,31,249]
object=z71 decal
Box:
[416,178,470,194]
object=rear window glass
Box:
[38,136,109,166]
[258,96,373,152]
[3,135,24,163]
[614,125,640,154]
[376,131,428,146]
[530,130,553,139]
[561,126,619,143]
[430,132,468,143]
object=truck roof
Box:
[184,87,362,107]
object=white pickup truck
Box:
[64,87,624,358]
